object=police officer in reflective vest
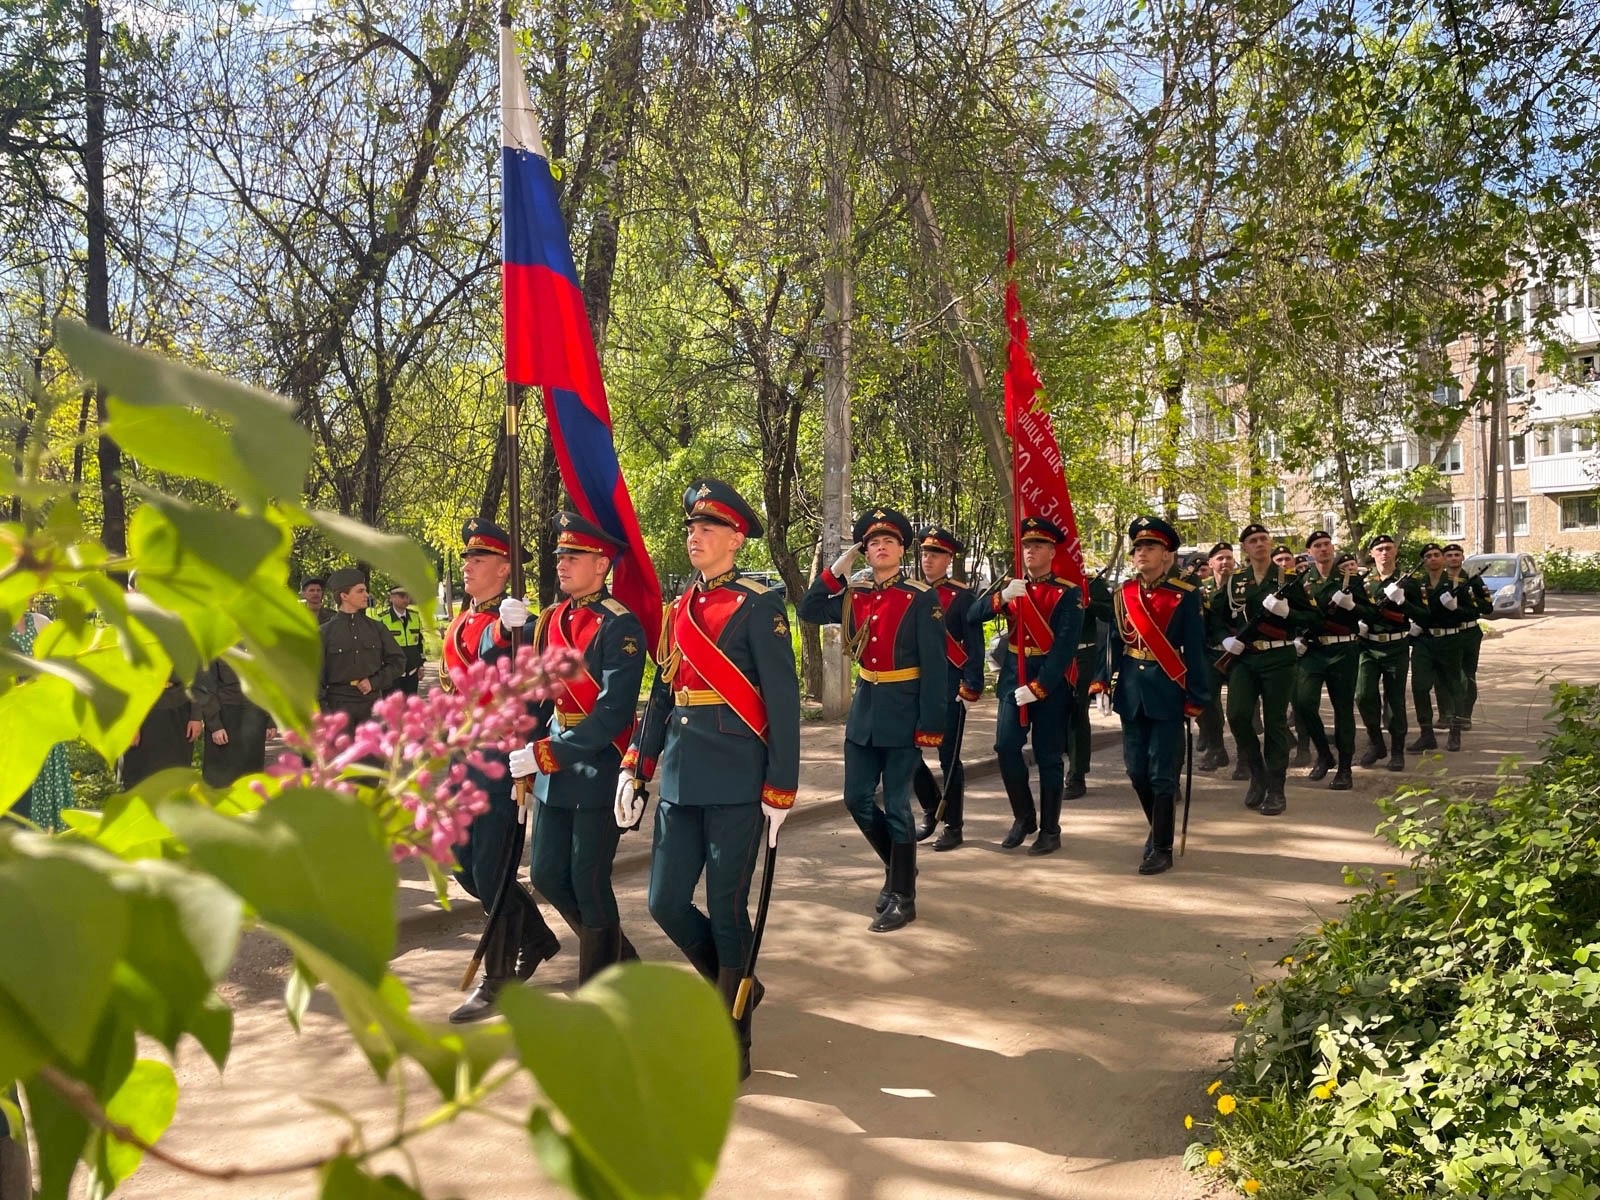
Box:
[377,585,425,695]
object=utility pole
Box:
[818,0,852,720]
[1499,334,1517,553]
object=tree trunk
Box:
[83,0,125,556]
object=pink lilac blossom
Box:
[271,645,579,865]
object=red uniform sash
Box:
[1121,579,1187,689]
[545,600,633,755]
[934,582,968,670]
[1012,585,1057,653]
[673,595,769,742]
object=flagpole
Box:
[1006,214,1030,729]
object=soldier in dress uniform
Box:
[1355,534,1427,771]
[1272,544,1314,767]
[1091,516,1209,875]
[1443,543,1494,729]
[799,506,945,930]
[623,480,800,1079]
[508,513,647,984]
[1196,542,1235,773]
[1210,523,1315,816]
[1409,542,1469,753]
[987,516,1084,855]
[1291,531,1369,790]
[1064,569,1115,800]
[910,525,984,852]
[442,519,563,1023]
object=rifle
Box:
[1213,568,1311,676]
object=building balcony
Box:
[1527,454,1600,494]
[1525,380,1600,422]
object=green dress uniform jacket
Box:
[1294,566,1371,762]
[1411,571,1469,732]
[1455,570,1494,725]
[1208,564,1317,780]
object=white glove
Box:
[830,543,862,576]
[614,771,645,828]
[508,742,538,779]
[1013,684,1036,707]
[958,694,977,711]
[1332,590,1355,610]
[1358,620,1369,636]
[1294,637,1308,657]
[1000,578,1028,603]
[1409,621,1423,637]
[1262,593,1290,618]
[1096,691,1112,716]
[1439,590,1458,611]
[762,802,789,847]
[1384,582,1405,603]
[500,596,531,629]
[1222,636,1247,656]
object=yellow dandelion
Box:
[1338,985,1353,996]
[1254,984,1268,998]
[1207,1148,1225,1167]
[1280,955,1294,966]
[1231,1001,1247,1014]
[1312,1082,1333,1100]
[1217,1094,1238,1116]
[1207,1079,1224,1095]
[1184,1114,1195,1129]
[1244,1181,1261,1195]
[1381,872,1397,887]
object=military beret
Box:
[1419,542,1444,556]
[553,510,627,557]
[1443,542,1463,554]
[327,567,366,595]
[1272,545,1294,560]
[853,506,913,547]
[1366,533,1396,550]
[1207,542,1233,558]
[1128,514,1179,550]
[1238,523,1270,541]
[1305,530,1333,548]
[1019,514,1065,545]
[917,524,964,556]
[682,478,764,538]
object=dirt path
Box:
[103,600,1600,1200]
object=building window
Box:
[1263,486,1286,516]
[1320,512,1338,538]
[1535,426,1553,457]
[1260,430,1283,462]
[1560,494,1600,531]
[1506,364,1528,395]
[1432,503,1464,538]
[1493,500,1529,536]
[1509,433,1526,466]
[1558,423,1595,455]
[1214,408,1237,439]
[1384,441,1409,470]
[1433,379,1462,407]
[1441,440,1464,473]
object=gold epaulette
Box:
[1166,576,1197,592]
[1054,576,1079,589]
[903,578,930,592]
[601,598,629,617]
[945,578,970,589]
[734,576,769,595]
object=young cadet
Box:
[1091,517,1209,875]
[1410,542,1469,752]
[1210,523,1314,816]
[1196,541,1235,773]
[1356,534,1428,770]
[623,479,800,1080]
[509,513,647,984]
[1443,542,1494,728]
[800,507,945,930]
[911,525,985,852]
[1291,531,1369,790]
[987,516,1084,855]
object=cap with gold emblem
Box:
[917,524,964,556]
[460,517,531,563]
[682,478,764,538]
[553,510,627,557]
[852,505,913,546]
[1019,515,1065,545]
[1128,514,1179,550]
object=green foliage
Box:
[1189,681,1600,1198]
[1,332,737,1198]
[1538,549,1600,593]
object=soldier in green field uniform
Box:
[1063,570,1115,800]
[800,506,946,930]
[1356,534,1427,771]
[509,513,647,985]
[1443,542,1494,729]
[1196,542,1235,773]
[1209,523,1316,816]
[1291,531,1369,790]
[623,479,800,1080]
[318,568,405,726]
[1409,542,1469,752]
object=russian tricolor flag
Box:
[501,25,663,650]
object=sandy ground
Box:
[80,599,1600,1200]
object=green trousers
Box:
[1411,634,1466,730]
[1357,643,1409,745]
[529,803,624,928]
[647,799,762,972]
[1292,644,1359,757]
[1460,625,1483,721]
[1225,647,1296,773]
[1196,659,1227,751]
[1066,645,1097,778]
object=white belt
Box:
[1362,631,1409,644]
[1076,640,1097,651]
[1428,626,1462,638]
[1250,639,1292,650]
[1316,634,1359,646]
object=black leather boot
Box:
[1244,760,1267,810]
[576,924,622,986]
[912,760,939,841]
[1357,736,1387,768]
[1259,768,1287,816]
[1407,726,1437,751]
[1307,730,1334,781]
[1139,789,1175,874]
[864,820,894,913]
[1445,721,1462,752]
[1062,773,1087,800]
[869,842,917,932]
[1329,753,1353,790]
[514,898,561,981]
[450,910,521,1024]
[1387,746,1405,772]
[1230,758,1250,781]
[716,967,755,1081]
[999,772,1037,849]
[682,938,720,982]
[1199,746,1229,772]
[1028,785,1063,856]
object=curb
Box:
[397,725,1125,940]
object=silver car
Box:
[1463,552,1547,617]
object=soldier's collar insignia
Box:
[701,569,738,590]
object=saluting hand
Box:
[830,543,863,577]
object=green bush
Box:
[1188,681,1600,1199]
[1539,548,1600,592]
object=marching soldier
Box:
[1064,570,1115,799]
[1291,532,1368,790]
[1196,542,1235,773]
[1356,534,1427,770]
[799,506,945,929]
[987,516,1084,855]
[623,480,800,1079]
[1091,517,1209,875]
[1409,542,1469,752]
[443,519,563,1023]
[911,525,984,852]
[1443,543,1494,728]
[508,513,647,985]
[1272,544,1313,767]
[318,568,405,726]
[1210,523,1313,816]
